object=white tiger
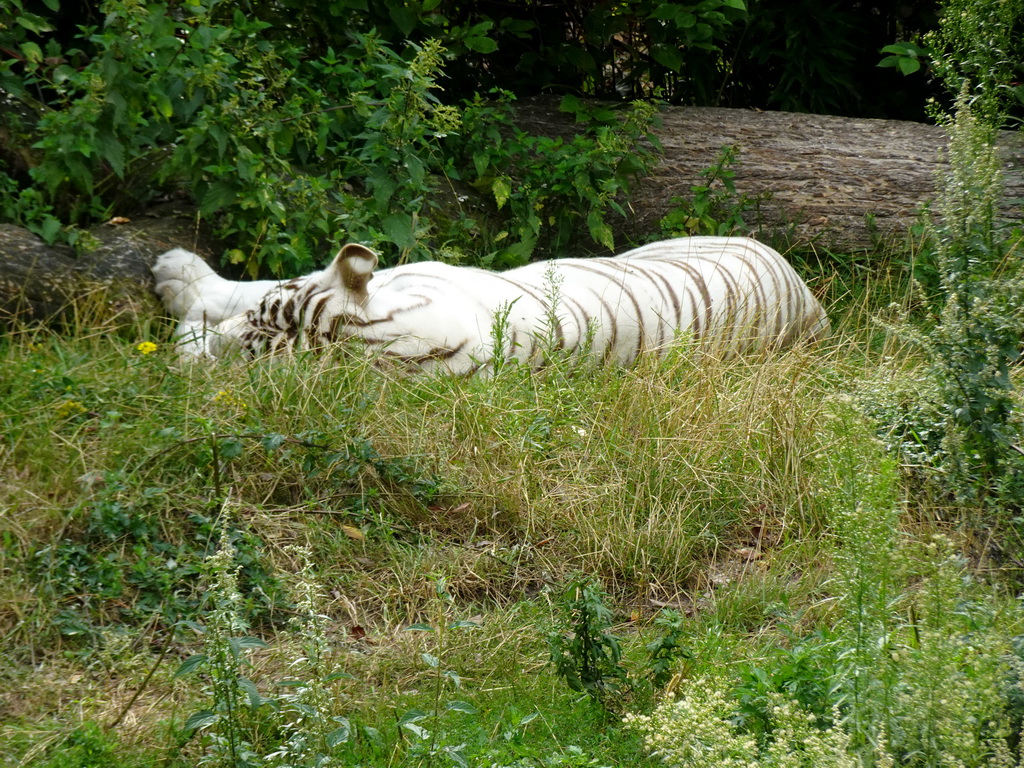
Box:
[151,237,829,374]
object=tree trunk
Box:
[2,105,1022,327]
[516,100,1024,253]
[0,203,220,327]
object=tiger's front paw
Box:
[152,248,220,320]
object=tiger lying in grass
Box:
[152,237,829,375]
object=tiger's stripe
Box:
[152,237,829,374]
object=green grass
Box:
[3,259,1024,768]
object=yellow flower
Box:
[55,400,87,419]
[212,389,247,410]
[136,341,158,355]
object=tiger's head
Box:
[209,243,381,357]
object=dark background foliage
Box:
[15,0,942,114]
[0,0,958,274]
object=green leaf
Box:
[325,670,356,681]
[261,433,286,452]
[38,216,62,245]
[402,722,429,739]
[405,154,426,186]
[326,719,352,746]
[151,91,173,119]
[389,5,417,35]
[219,437,244,460]
[651,4,679,20]
[273,127,294,156]
[446,700,479,714]
[382,212,416,251]
[398,708,429,725]
[184,709,219,732]
[237,676,262,708]
[421,652,440,668]
[517,711,540,727]
[405,622,435,632]
[232,636,270,650]
[722,0,746,9]
[650,43,683,71]
[898,57,921,75]
[587,210,614,250]
[95,133,126,177]
[422,0,443,10]
[558,94,585,115]
[173,654,208,679]
[19,42,42,64]
[445,745,469,768]
[465,35,498,54]
[880,42,923,57]
[675,11,697,28]
[53,64,77,84]
[15,14,53,34]
[472,152,492,179]
[199,181,237,215]
[492,176,512,209]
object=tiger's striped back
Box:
[158,237,827,373]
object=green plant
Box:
[266,545,353,767]
[870,96,1024,513]
[547,575,628,707]
[624,676,854,768]
[455,94,660,265]
[924,0,1024,124]
[0,171,68,245]
[640,610,691,691]
[397,576,482,768]
[2,2,666,276]
[880,0,1024,126]
[826,422,901,755]
[659,145,769,237]
[733,629,841,740]
[176,524,270,768]
[883,537,1014,767]
[34,721,125,768]
[925,100,1024,509]
[1,2,468,273]
[878,41,929,76]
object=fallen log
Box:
[0,203,220,326]
[516,101,1024,253]
[2,105,1022,326]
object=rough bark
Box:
[515,101,1024,252]
[0,203,220,326]
[2,104,1022,327]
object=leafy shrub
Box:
[864,96,1024,514]
[624,677,854,768]
[659,145,769,237]
[547,575,690,710]
[0,0,660,275]
[548,575,628,705]
[880,0,1024,124]
[924,0,1024,123]
[733,629,841,740]
[176,526,270,768]
[454,95,660,265]
[33,475,281,641]
[35,721,127,768]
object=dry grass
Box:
[6,268,1023,767]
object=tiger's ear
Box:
[330,243,379,302]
